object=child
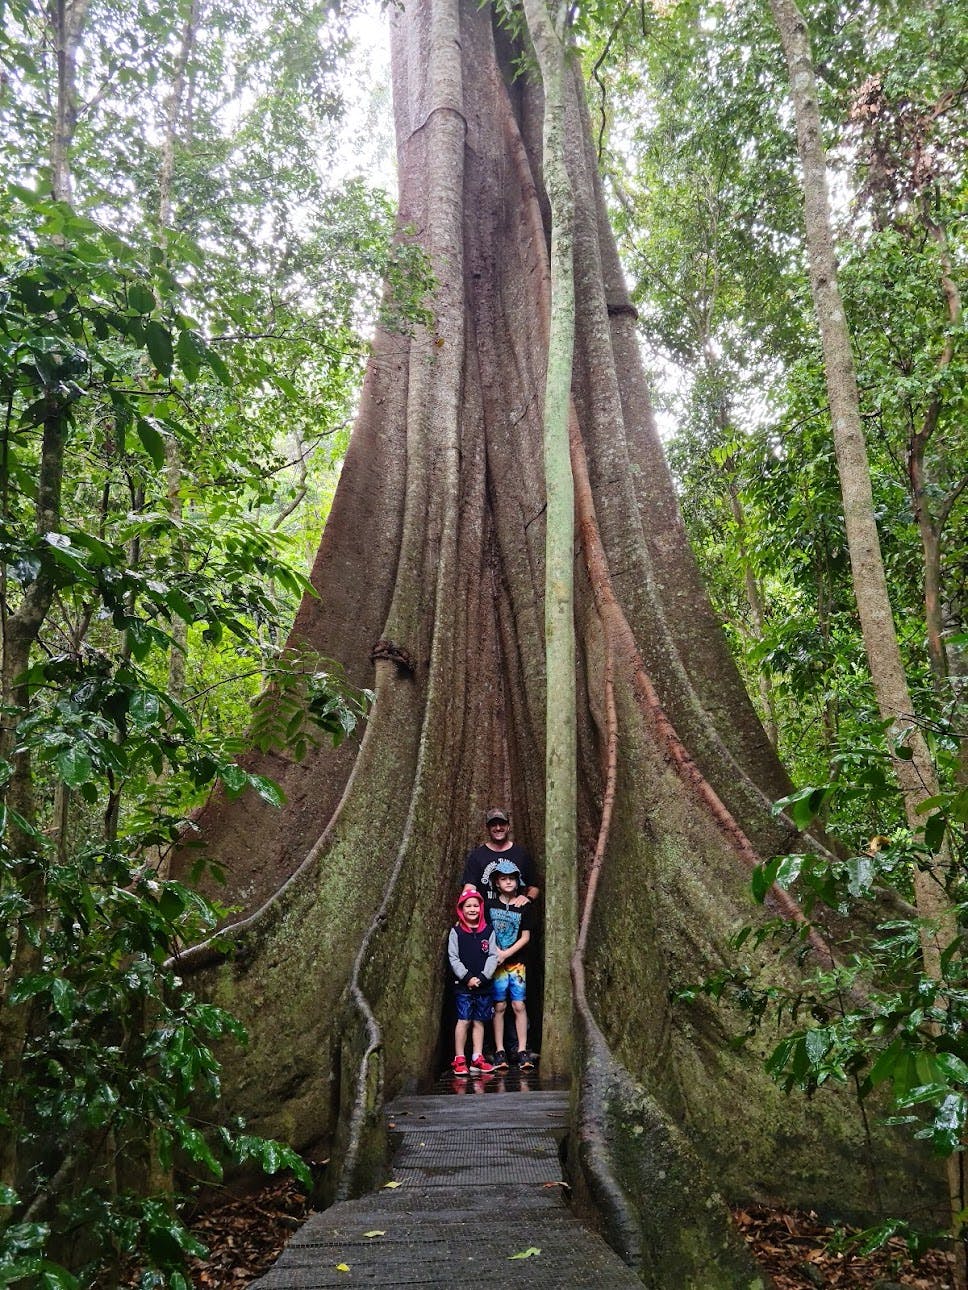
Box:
[486,858,535,1070]
[448,890,497,1075]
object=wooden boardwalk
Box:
[252,1078,641,1287]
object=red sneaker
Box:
[451,1055,469,1076]
[470,1055,494,1074]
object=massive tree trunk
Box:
[173,0,942,1278]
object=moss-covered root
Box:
[572,1036,769,1289]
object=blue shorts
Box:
[492,963,527,1003]
[455,987,494,1022]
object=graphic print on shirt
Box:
[490,903,523,953]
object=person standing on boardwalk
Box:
[486,858,535,1070]
[461,807,539,906]
[448,890,497,1076]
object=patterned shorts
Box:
[455,987,494,1022]
[492,962,527,1003]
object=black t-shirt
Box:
[486,896,533,969]
[462,842,536,897]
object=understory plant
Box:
[0,195,370,1287]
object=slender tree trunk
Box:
[51,0,89,204]
[0,409,68,1191]
[770,0,964,1274]
[157,0,199,709]
[909,211,964,691]
[520,0,577,1078]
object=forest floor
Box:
[181,1177,955,1288]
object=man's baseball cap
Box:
[485,808,510,825]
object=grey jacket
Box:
[448,924,498,988]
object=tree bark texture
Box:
[174,0,944,1272]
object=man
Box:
[461,807,539,907]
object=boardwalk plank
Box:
[251,1083,640,1288]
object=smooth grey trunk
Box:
[520,0,578,1078]
[51,0,89,204]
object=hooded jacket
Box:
[448,890,498,989]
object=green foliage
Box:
[0,206,360,1277]
[0,8,397,1275]
[593,0,966,798]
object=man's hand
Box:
[509,894,530,908]
[468,976,481,988]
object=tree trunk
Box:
[51,0,89,204]
[0,408,69,1190]
[173,0,945,1276]
[521,0,578,1079]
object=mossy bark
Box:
[174,0,946,1280]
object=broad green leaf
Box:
[845,855,873,897]
[176,327,205,382]
[128,690,161,726]
[219,764,248,797]
[204,343,232,385]
[248,774,285,807]
[127,282,155,313]
[751,857,781,903]
[136,417,166,469]
[923,813,946,854]
[804,1028,828,1065]
[55,745,92,787]
[145,319,174,376]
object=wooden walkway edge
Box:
[251,1084,642,1287]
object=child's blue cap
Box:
[493,859,521,877]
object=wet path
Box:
[251,1073,641,1287]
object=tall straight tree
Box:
[523,0,578,1078]
[769,0,963,1275]
[175,0,944,1278]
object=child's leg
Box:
[511,998,528,1051]
[471,1019,485,1057]
[493,1000,507,1050]
[508,966,529,1053]
[454,1017,469,1058]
